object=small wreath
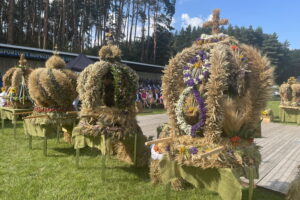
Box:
[175,86,206,137]
[183,50,211,87]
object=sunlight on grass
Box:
[266,100,280,121]
[0,121,284,200]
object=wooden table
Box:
[0,107,32,138]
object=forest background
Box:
[0,0,299,84]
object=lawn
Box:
[0,121,285,200]
[266,100,280,121]
[137,108,166,116]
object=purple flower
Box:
[241,57,248,61]
[190,57,198,64]
[183,66,189,70]
[198,51,204,56]
[190,147,198,155]
[195,78,202,84]
[186,79,195,87]
[190,89,206,137]
[202,54,207,60]
[204,71,210,79]
[165,145,171,152]
[184,73,191,78]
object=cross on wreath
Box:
[203,9,228,35]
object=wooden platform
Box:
[256,122,300,193]
[137,114,300,194]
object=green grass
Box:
[137,108,166,116]
[266,100,280,121]
[0,121,285,200]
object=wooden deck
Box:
[137,114,300,194]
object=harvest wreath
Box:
[2,54,33,108]
[72,36,149,167]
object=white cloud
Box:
[171,17,176,27]
[181,13,213,28]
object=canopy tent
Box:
[66,54,94,72]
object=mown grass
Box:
[266,100,280,122]
[137,108,166,116]
[0,121,285,200]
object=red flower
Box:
[230,136,241,146]
[231,45,238,51]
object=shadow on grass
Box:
[117,165,150,181]
[52,146,100,157]
[242,187,285,200]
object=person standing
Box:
[0,87,7,107]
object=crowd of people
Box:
[136,79,163,109]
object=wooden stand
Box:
[24,114,76,156]
[43,136,47,156]
[0,107,33,138]
[76,148,80,169]
[280,106,300,125]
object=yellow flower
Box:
[1,87,5,92]
[193,61,202,69]
[261,111,268,115]
[10,88,16,93]
[179,146,186,154]
[188,106,196,113]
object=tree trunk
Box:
[133,1,139,42]
[128,0,135,45]
[140,0,147,61]
[153,1,159,64]
[146,1,151,61]
[43,0,49,49]
[7,0,15,44]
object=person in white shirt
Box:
[0,87,7,107]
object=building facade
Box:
[0,43,164,81]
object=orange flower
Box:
[231,45,238,51]
[230,136,241,146]
[154,144,162,153]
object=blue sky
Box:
[173,0,300,49]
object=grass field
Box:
[0,121,285,200]
[266,100,280,121]
[138,108,166,116]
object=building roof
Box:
[0,43,164,73]
[66,54,93,72]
